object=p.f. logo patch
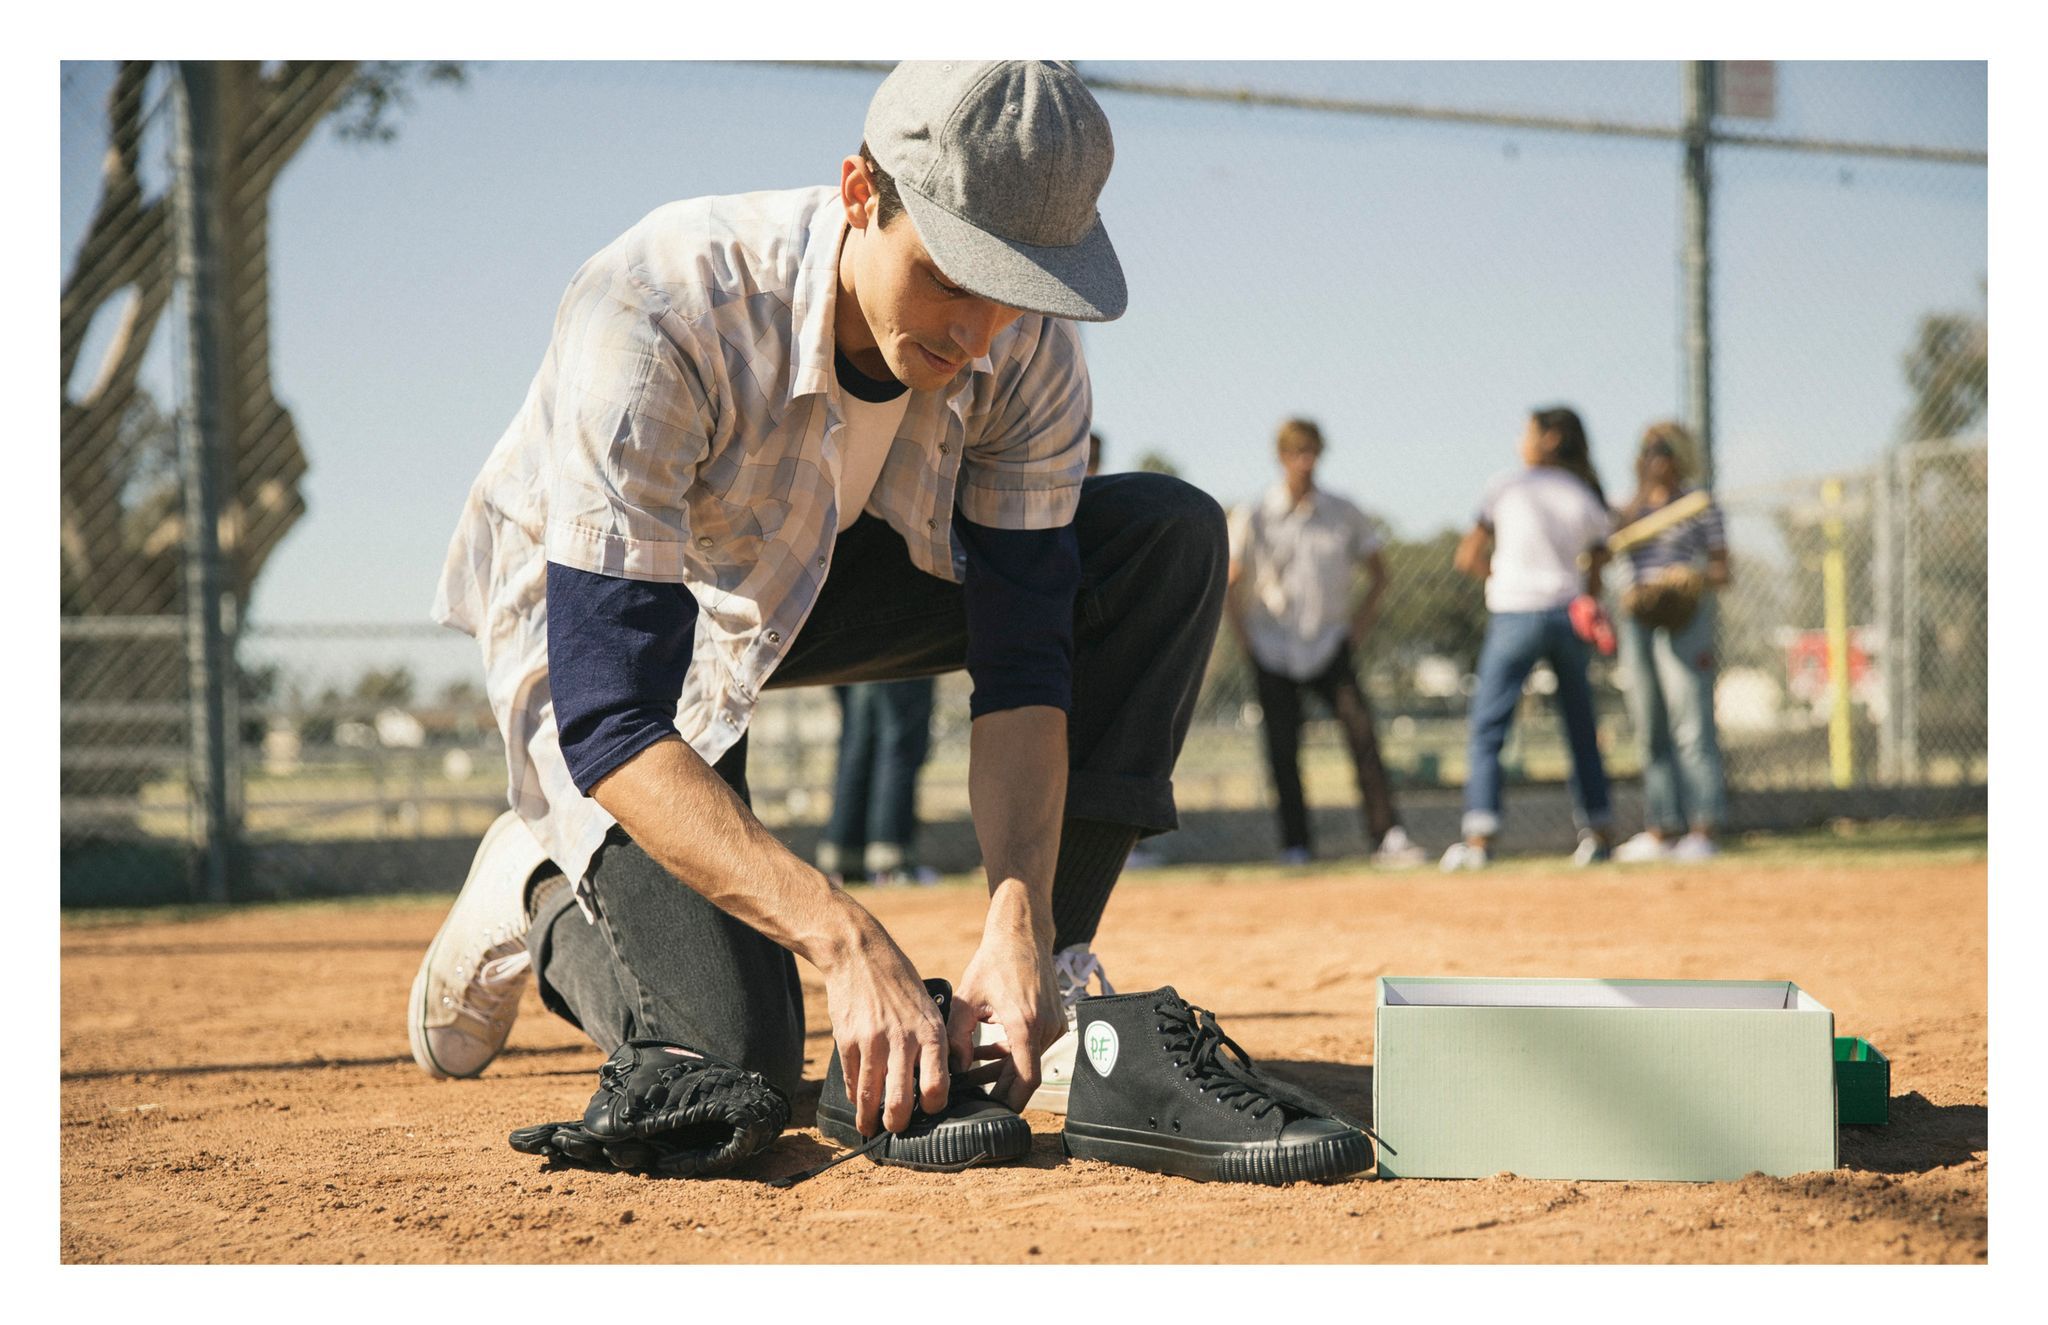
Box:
[1084,1020,1119,1077]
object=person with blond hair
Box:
[1227,418,1426,868]
[1610,422,1732,862]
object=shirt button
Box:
[766,631,781,644]
[926,519,936,530]
[938,444,949,455]
[722,713,737,727]
[697,536,713,548]
[816,557,827,569]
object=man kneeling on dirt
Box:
[409,60,1226,1170]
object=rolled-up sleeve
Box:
[543,269,720,583]
[957,514,1080,719]
[956,317,1090,531]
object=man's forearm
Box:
[1583,549,1610,598]
[591,737,872,970]
[1352,577,1387,636]
[967,705,1067,952]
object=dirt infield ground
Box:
[60,827,1987,1264]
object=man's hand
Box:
[591,740,948,1139]
[947,906,1062,1111]
[818,913,952,1137]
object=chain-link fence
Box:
[60,61,1987,902]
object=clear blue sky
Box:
[60,61,1986,653]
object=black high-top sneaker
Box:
[1063,986,1376,1184]
[790,978,1032,1181]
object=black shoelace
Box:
[1156,997,1377,1139]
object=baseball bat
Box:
[1605,489,1713,553]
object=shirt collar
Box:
[787,192,846,404]
[1264,481,1317,517]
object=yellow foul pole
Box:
[1822,479,1853,787]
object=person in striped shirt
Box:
[1610,421,1732,862]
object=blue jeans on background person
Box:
[821,677,936,877]
[1618,594,1727,834]
[1461,606,1613,841]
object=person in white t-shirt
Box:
[1441,407,1617,870]
[1227,419,1427,868]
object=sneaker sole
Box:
[1062,1119,1374,1185]
[814,1102,1032,1171]
[408,812,537,1080]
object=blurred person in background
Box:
[1609,421,1731,862]
[1442,407,1615,870]
[818,677,939,886]
[1227,418,1427,869]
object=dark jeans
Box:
[1252,644,1400,853]
[532,473,1229,1087]
[1461,606,1613,840]
[821,678,936,875]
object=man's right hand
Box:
[819,909,951,1137]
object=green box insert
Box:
[1834,1036,1890,1125]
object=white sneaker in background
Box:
[1671,832,1720,861]
[978,943,1115,1114]
[408,811,552,1079]
[1371,825,1429,869]
[1612,831,1672,863]
[1439,841,1489,872]
[1572,835,1614,867]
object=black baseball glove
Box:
[509,1039,790,1178]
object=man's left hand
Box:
[947,920,1061,1112]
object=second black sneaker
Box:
[1063,986,1376,1184]
[790,977,1033,1182]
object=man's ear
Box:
[840,154,877,231]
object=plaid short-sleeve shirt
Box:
[432,186,1092,884]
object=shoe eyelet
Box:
[1171,1120,1182,1132]
[1147,1117,1156,1128]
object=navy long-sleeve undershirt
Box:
[547,516,1079,796]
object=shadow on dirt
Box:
[60,1042,597,1082]
[1264,1059,1374,1125]
[1840,1093,1987,1175]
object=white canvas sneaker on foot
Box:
[977,943,1115,1114]
[1439,841,1489,872]
[1612,831,1672,863]
[1671,832,1720,861]
[1371,825,1429,869]
[409,810,552,1079]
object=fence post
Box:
[1682,61,1716,490]
[173,61,239,903]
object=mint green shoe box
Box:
[1373,976,1838,1181]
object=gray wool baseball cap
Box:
[864,60,1126,322]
